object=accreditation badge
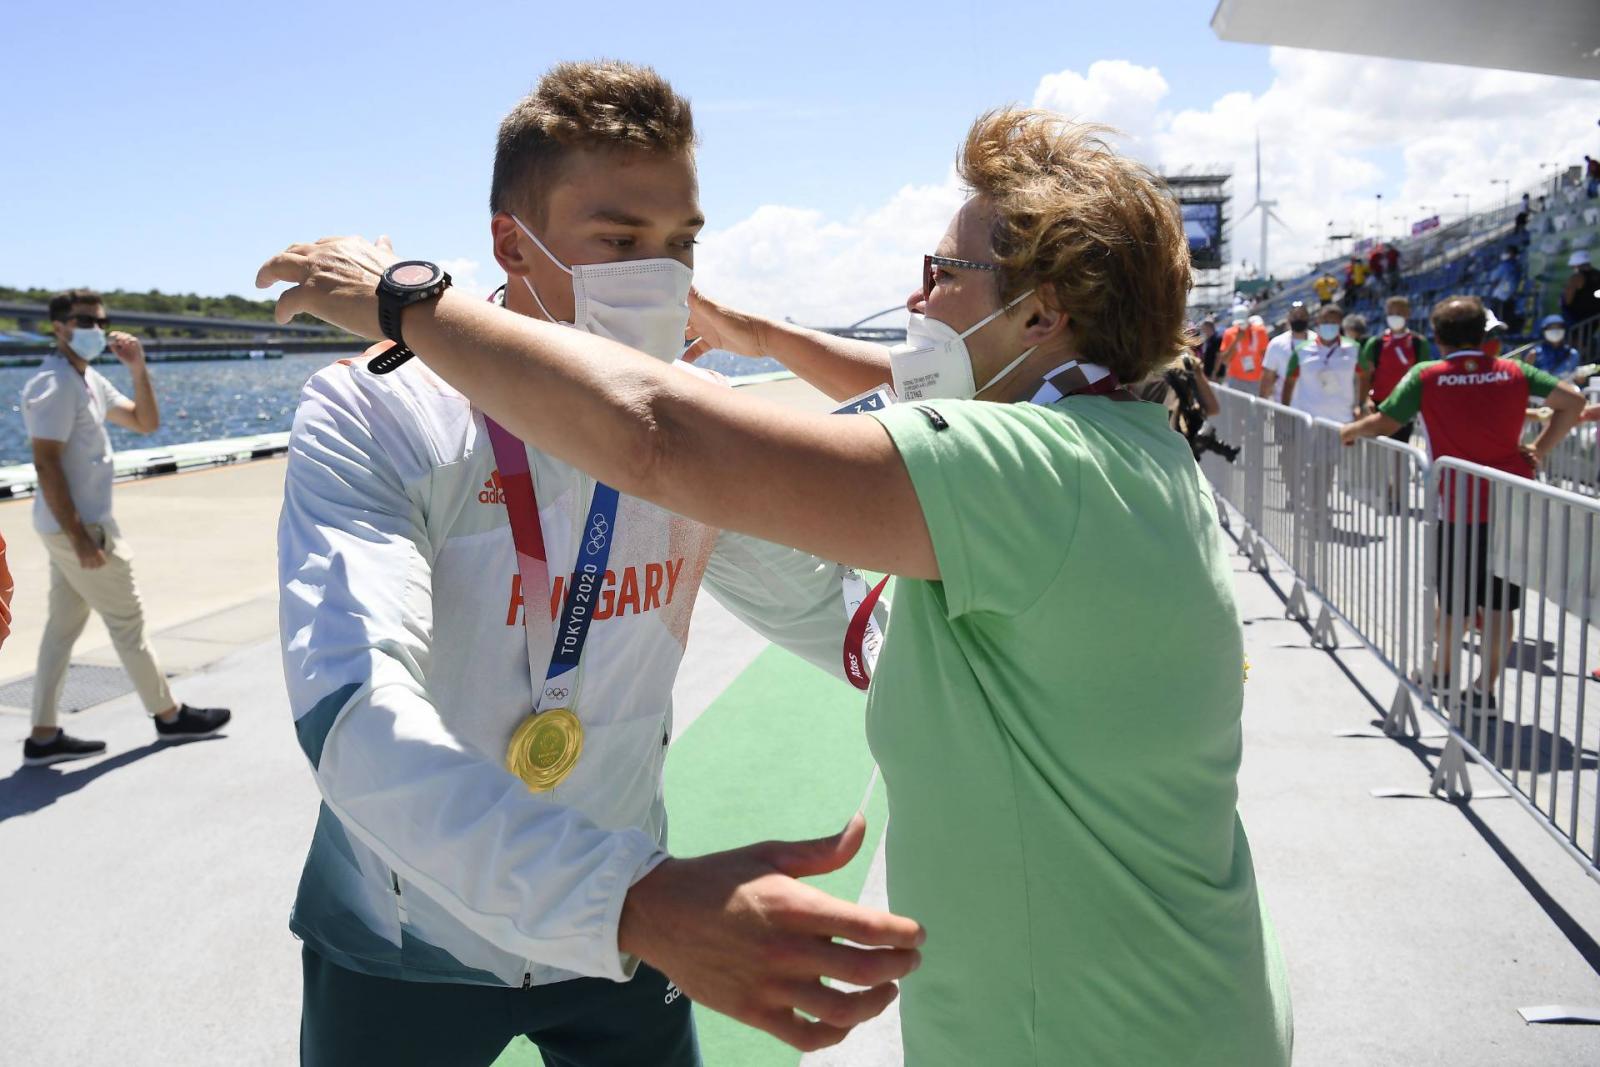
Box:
[506,708,584,792]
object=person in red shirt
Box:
[1355,295,1433,442]
[1341,296,1586,708]
[1384,244,1401,289]
[1367,244,1386,289]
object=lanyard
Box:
[484,417,619,714]
[832,386,894,690]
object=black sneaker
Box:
[22,730,107,767]
[155,703,231,741]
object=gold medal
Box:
[505,708,584,792]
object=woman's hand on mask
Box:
[256,235,400,338]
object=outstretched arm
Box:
[689,289,894,402]
[258,237,938,580]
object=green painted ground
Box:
[491,644,886,1067]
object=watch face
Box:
[390,262,438,288]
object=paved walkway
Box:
[4,429,1600,1065]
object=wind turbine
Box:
[1235,133,1292,279]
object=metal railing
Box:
[1207,385,1600,881]
[1425,461,1600,874]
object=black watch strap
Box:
[369,343,414,375]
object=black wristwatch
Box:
[370,261,453,375]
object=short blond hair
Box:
[957,109,1192,383]
[490,60,696,221]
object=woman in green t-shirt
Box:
[261,107,1291,1065]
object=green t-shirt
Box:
[868,396,1291,1066]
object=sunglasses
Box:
[63,314,110,329]
[923,253,1001,295]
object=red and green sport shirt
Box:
[1379,350,1561,519]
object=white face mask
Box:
[68,326,105,360]
[888,292,1036,402]
[1316,323,1341,343]
[1545,328,1567,344]
[1386,315,1407,332]
[510,214,692,363]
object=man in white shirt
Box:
[1258,301,1312,402]
[20,290,231,767]
[1282,302,1362,423]
[278,62,917,1067]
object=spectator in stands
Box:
[1313,270,1339,305]
[1344,257,1367,303]
[1258,302,1311,401]
[19,290,232,766]
[1487,248,1521,325]
[1367,244,1386,290]
[1562,251,1600,346]
[1357,295,1433,442]
[1531,314,1583,378]
[1339,296,1585,711]
[1282,303,1361,422]
[1342,313,1370,347]
[1586,154,1600,199]
[1196,317,1223,380]
[1513,209,1529,236]
[1218,310,1269,387]
[1521,191,1531,215]
[1384,243,1401,289]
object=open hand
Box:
[255,235,400,338]
[619,813,923,1052]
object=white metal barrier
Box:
[1206,385,1600,881]
[1425,461,1600,872]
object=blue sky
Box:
[5,1,1598,323]
[3,1,1266,294]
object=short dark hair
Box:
[48,288,104,321]
[1431,295,1487,347]
[490,60,696,223]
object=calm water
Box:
[1,349,784,467]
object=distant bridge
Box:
[0,300,340,338]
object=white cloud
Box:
[694,176,965,326]
[685,48,1600,325]
[437,257,490,298]
[1032,60,1170,147]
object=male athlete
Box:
[279,61,916,1067]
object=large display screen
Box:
[1181,200,1224,269]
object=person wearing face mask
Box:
[1217,307,1270,386]
[1356,295,1434,443]
[1258,301,1313,402]
[1531,314,1583,379]
[275,63,910,1067]
[19,289,231,767]
[1280,303,1362,423]
[262,108,1292,1067]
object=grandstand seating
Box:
[1233,171,1600,347]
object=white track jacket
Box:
[279,356,869,989]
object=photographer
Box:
[1138,352,1238,463]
